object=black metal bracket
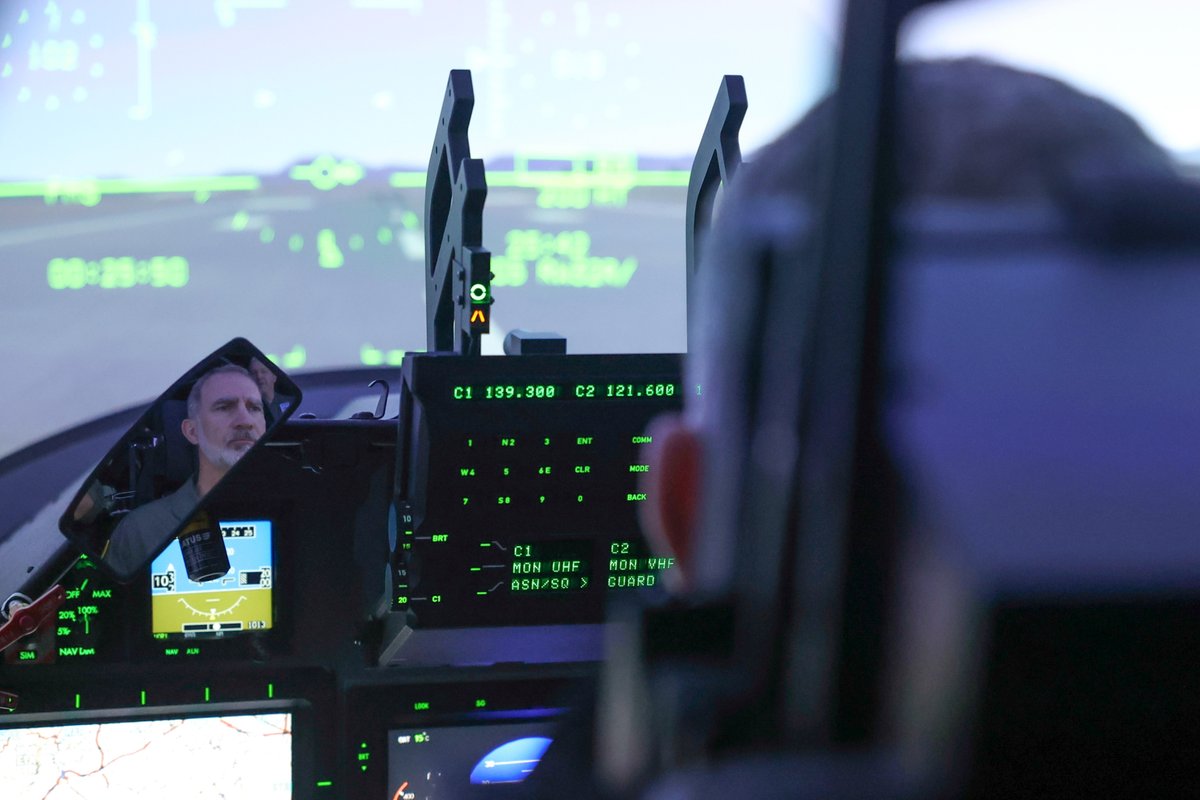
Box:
[685,75,747,301]
[424,70,492,356]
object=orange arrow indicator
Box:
[470,309,487,324]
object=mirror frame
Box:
[57,337,301,582]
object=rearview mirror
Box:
[58,338,300,583]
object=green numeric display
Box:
[452,384,562,400]
[451,381,678,401]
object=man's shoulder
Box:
[116,480,197,534]
[107,480,197,573]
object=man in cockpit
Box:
[105,364,267,575]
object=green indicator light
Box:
[140,690,146,706]
[388,173,425,189]
[377,226,393,244]
[360,742,367,749]
[413,701,430,711]
[74,694,81,709]
[231,211,249,230]
[401,211,419,229]
[360,343,406,366]
[268,683,275,699]
[259,226,275,243]
[288,234,303,252]
[348,234,365,251]
[317,228,344,268]
[480,542,491,548]
[204,687,211,703]
[265,345,306,370]
[316,780,333,788]
[475,698,487,708]
[284,346,307,369]
[289,155,363,191]
[470,567,481,572]
[476,591,488,596]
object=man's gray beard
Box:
[197,432,248,473]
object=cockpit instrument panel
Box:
[151,519,276,638]
[394,353,684,629]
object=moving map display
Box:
[0,711,293,798]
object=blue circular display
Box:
[469,736,553,784]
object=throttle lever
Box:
[0,585,66,654]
